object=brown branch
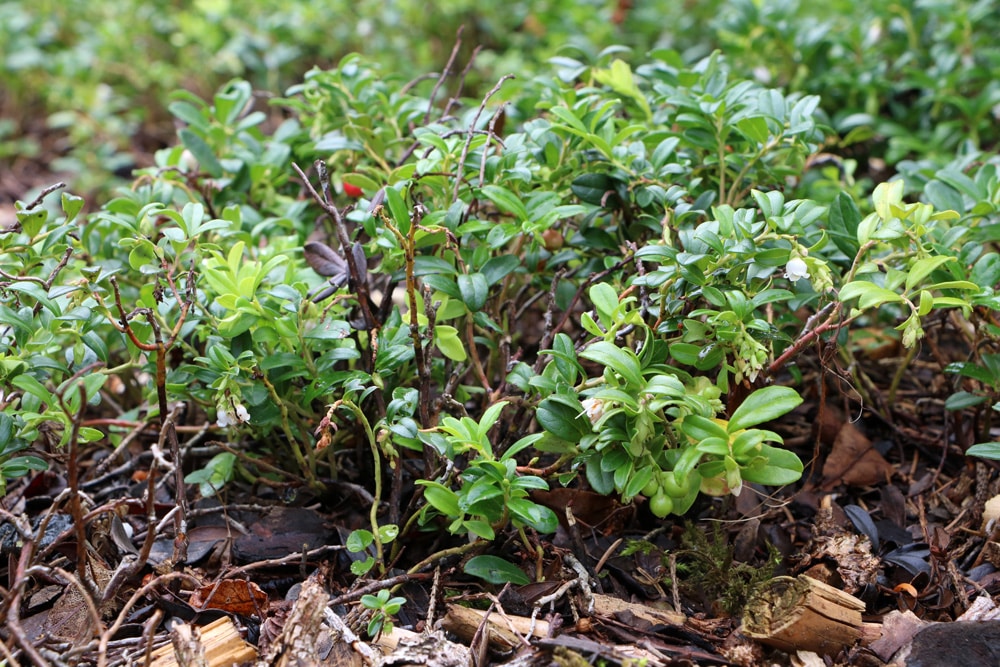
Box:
[24,181,67,210]
[767,301,843,376]
[6,538,48,666]
[479,103,508,185]
[465,313,492,394]
[327,571,433,608]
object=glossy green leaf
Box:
[728,386,803,432]
[535,397,589,441]
[508,498,559,533]
[579,341,643,386]
[457,273,489,311]
[681,414,729,442]
[839,281,904,309]
[739,445,804,485]
[418,481,461,517]
[480,184,527,220]
[464,555,530,585]
[906,256,956,291]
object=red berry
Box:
[343,182,364,198]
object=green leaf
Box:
[457,273,489,311]
[967,443,1000,460]
[589,282,619,327]
[178,128,223,177]
[668,342,700,366]
[61,192,84,223]
[579,341,643,386]
[346,529,374,552]
[945,391,987,410]
[922,280,978,292]
[579,311,606,337]
[571,173,617,206]
[480,185,527,220]
[0,413,13,447]
[12,374,53,404]
[434,325,467,362]
[481,255,520,285]
[16,207,47,238]
[752,289,793,308]
[477,401,509,445]
[971,253,1000,288]
[872,180,904,221]
[7,282,61,316]
[839,281,905,309]
[508,498,559,533]
[681,414,729,443]
[417,481,461,517]
[695,437,732,455]
[906,256,956,291]
[462,520,496,540]
[918,290,933,316]
[412,256,458,276]
[464,555,530,585]
[736,116,769,145]
[351,557,375,576]
[536,397,589,441]
[384,185,411,233]
[501,434,544,462]
[739,445,804,485]
[728,386,803,432]
[592,59,652,120]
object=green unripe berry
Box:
[649,493,674,518]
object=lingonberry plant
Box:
[2,45,993,586]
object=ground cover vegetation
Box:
[4,1,1000,665]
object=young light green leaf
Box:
[739,445,804,485]
[589,282,620,328]
[839,281,905,309]
[905,256,956,291]
[434,325,467,362]
[417,481,461,517]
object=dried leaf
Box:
[190,579,268,617]
[821,422,893,489]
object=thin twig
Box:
[5,538,48,666]
[328,571,433,607]
[452,74,515,201]
[424,26,464,125]
[25,181,67,210]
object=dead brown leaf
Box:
[821,422,893,489]
[190,579,268,617]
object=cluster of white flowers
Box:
[216,400,251,428]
